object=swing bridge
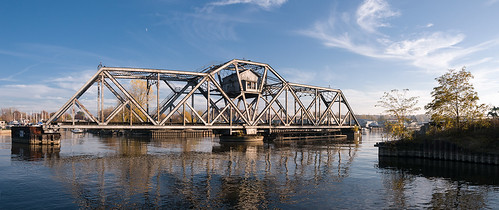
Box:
[44,59,360,136]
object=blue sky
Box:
[2,0,499,115]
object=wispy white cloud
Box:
[385,32,464,57]
[154,0,288,56]
[485,0,499,6]
[280,67,316,84]
[300,0,499,72]
[47,70,96,92]
[0,84,68,110]
[356,0,400,33]
[343,88,431,115]
[208,0,287,10]
[0,68,99,112]
[0,63,41,82]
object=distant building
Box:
[358,119,379,128]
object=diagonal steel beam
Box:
[47,69,102,124]
[104,78,145,122]
[288,86,316,125]
[235,63,252,122]
[327,108,341,125]
[102,80,143,123]
[160,76,208,125]
[252,84,286,126]
[261,97,285,125]
[212,103,231,124]
[339,93,360,126]
[103,71,157,125]
[318,92,340,124]
[207,75,249,124]
[74,99,99,123]
[341,110,352,125]
[197,81,227,123]
[185,102,207,125]
[156,82,191,119]
[105,101,128,124]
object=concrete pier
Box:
[11,126,61,145]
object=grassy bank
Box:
[390,123,499,155]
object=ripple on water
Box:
[0,133,498,209]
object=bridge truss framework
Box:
[46,59,360,134]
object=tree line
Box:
[377,67,490,140]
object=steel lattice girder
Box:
[46,59,360,130]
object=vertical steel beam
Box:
[252,84,286,126]
[72,100,75,125]
[157,73,160,123]
[339,94,341,125]
[207,75,248,123]
[100,73,104,122]
[146,79,150,117]
[207,80,210,124]
[315,89,318,125]
[160,77,208,125]
[235,63,252,123]
[288,87,315,124]
[103,80,143,123]
[339,92,360,126]
[103,71,158,125]
[191,85,195,123]
[285,86,288,125]
[97,77,101,122]
[183,103,186,126]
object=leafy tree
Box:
[376,89,420,140]
[130,80,153,108]
[75,111,86,120]
[488,106,499,118]
[425,67,487,129]
[119,80,156,123]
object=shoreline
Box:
[376,140,499,165]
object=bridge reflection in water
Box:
[10,133,359,209]
[8,133,499,209]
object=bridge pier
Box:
[11,126,61,145]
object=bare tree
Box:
[376,89,420,140]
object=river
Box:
[0,131,498,209]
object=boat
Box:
[219,134,264,142]
[71,129,84,133]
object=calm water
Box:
[0,132,498,209]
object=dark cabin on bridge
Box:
[222,70,260,98]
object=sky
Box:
[1,0,499,115]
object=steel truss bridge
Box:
[45,59,360,134]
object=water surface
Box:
[0,132,498,209]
